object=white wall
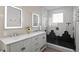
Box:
[47,6,74,37]
[41,7,48,30]
[0,6,4,37]
[0,6,47,37]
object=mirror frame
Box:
[5,6,22,29]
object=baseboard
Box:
[47,43,75,52]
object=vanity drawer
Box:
[39,34,46,47]
[9,39,31,52]
[9,41,24,52]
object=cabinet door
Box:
[9,41,24,52]
[39,34,46,48]
[9,39,31,52]
[31,36,41,52]
[23,39,32,52]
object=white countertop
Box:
[0,31,46,45]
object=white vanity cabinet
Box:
[0,31,46,52]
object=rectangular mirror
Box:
[5,6,22,29]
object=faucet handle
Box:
[13,33,18,36]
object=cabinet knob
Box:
[21,47,26,51]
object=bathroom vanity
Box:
[0,31,46,52]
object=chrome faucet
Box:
[9,33,18,37]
